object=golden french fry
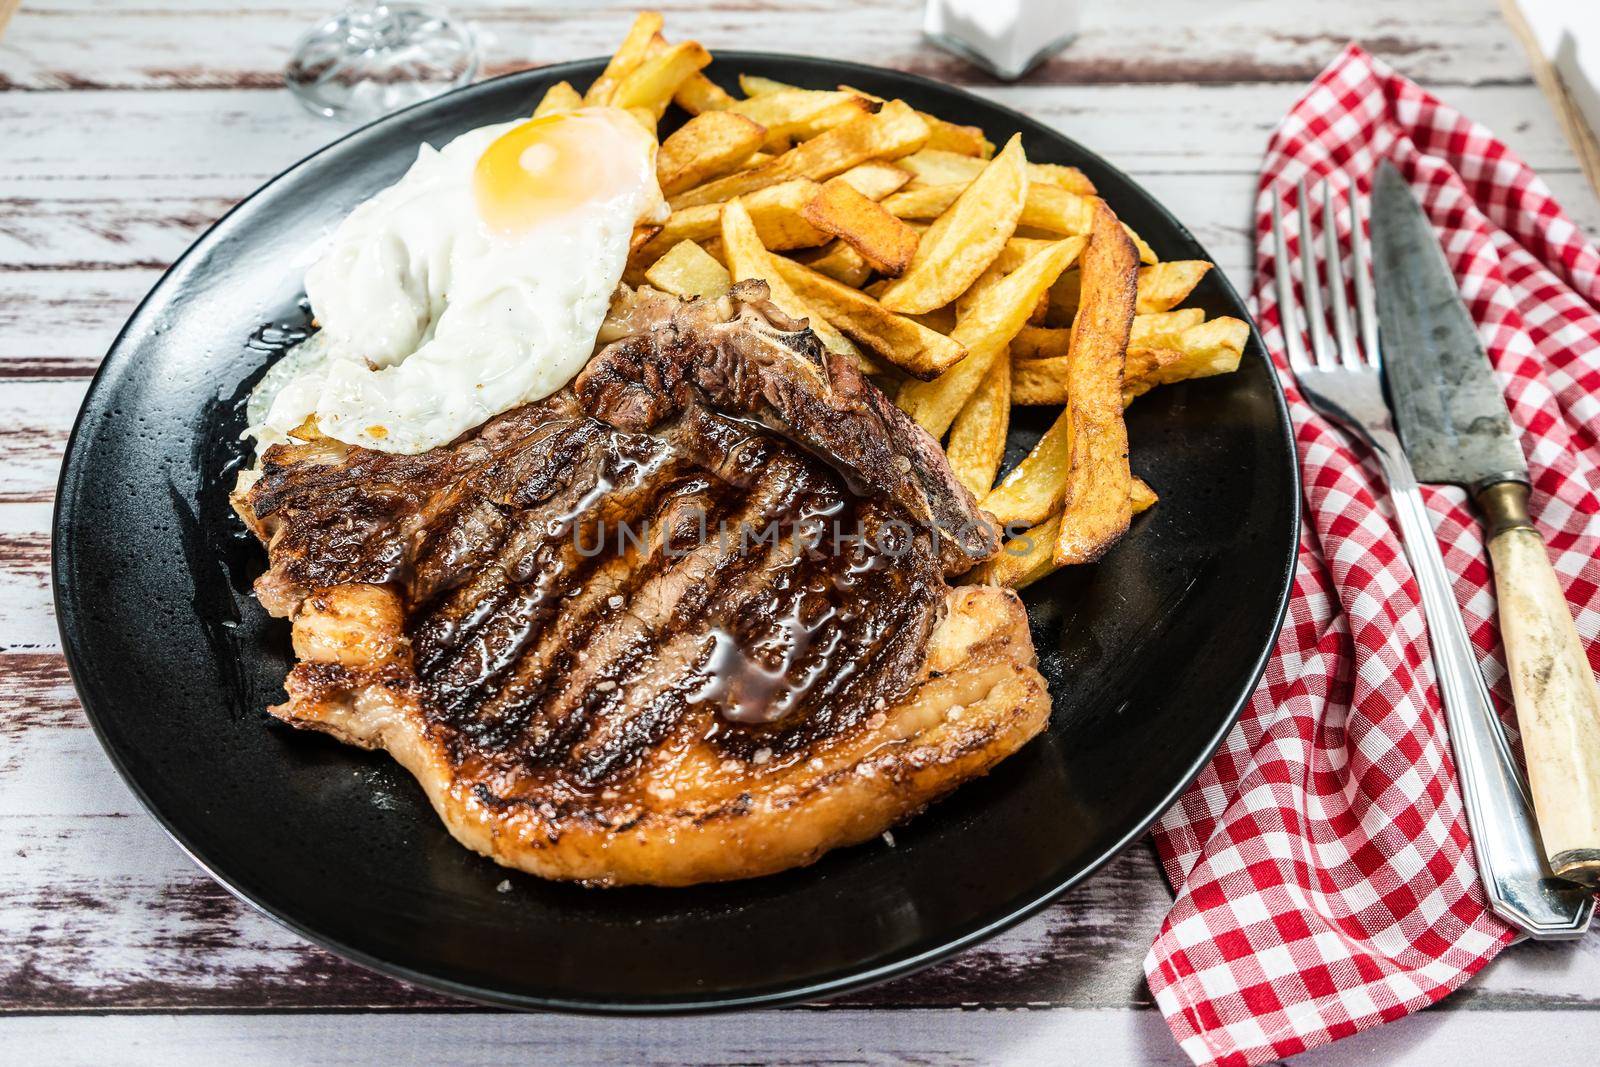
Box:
[639,179,830,261]
[1136,260,1211,312]
[1123,316,1250,399]
[909,305,958,335]
[584,11,664,105]
[800,176,922,276]
[793,240,873,287]
[770,257,969,378]
[740,73,800,97]
[1051,206,1138,563]
[996,236,1077,274]
[644,240,732,299]
[896,237,1082,437]
[728,90,877,150]
[946,350,1011,497]
[981,203,1137,552]
[1011,311,1211,404]
[1131,477,1158,513]
[1012,324,1071,359]
[533,80,583,117]
[669,100,930,209]
[832,160,912,201]
[954,237,1085,323]
[952,262,1006,322]
[877,134,1028,313]
[970,478,1156,590]
[1130,307,1205,348]
[968,512,1062,589]
[610,40,712,117]
[924,117,994,158]
[1125,224,1158,265]
[625,106,658,135]
[899,149,1096,195]
[674,72,736,114]
[882,180,1094,236]
[721,198,860,361]
[1010,354,1067,405]
[656,111,768,196]
[836,86,995,158]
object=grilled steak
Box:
[235,283,1050,886]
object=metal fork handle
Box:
[1368,429,1592,938]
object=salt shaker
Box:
[923,0,1081,81]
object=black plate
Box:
[54,54,1297,1012]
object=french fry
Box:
[970,477,1156,590]
[644,240,731,299]
[883,180,1094,235]
[674,72,736,114]
[968,512,1062,590]
[837,85,994,158]
[728,90,877,150]
[832,160,912,201]
[625,106,658,136]
[770,257,969,377]
[740,73,800,96]
[801,176,922,276]
[1011,313,1203,409]
[669,100,930,209]
[656,111,768,196]
[1130,307,1205,348]
[909,305,958,335]
[1010,354,1068,405]
[899,149,1096,196]
[533,80,583,117]
[877,134,1028,314]
[1012,312,1210,404]
[1125,224,1158,266]
[584,11,664,106]
[610,40,712,118]
[895,238,1083,437]
[1012,324,1071,359]
[925,117,995,158]
[1136,260,1211,312]
[1051,208,1138,564]
[1122,316,1249,399]
[794,240,873,287]
[955,236,1086,322]
[946,351,1011,497]
[721,197,861,361]
[996,236,1075,273]
[638,179,830,261]
[980,203,1137,554]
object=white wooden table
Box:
[4,2,1600,1062]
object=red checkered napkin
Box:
[1142,44,1600,1066]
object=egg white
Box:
[249,110,662,455]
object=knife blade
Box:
[1371,161,1527,493]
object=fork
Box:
[1272,176,1589,939]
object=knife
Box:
[1374,161,1600,890]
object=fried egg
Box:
[249,108,664,454]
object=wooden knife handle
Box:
[1480,481,1600,887]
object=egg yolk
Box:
[473,109,656,233]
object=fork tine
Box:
[1347,170,1381,367]
[1322,182,1360,370]
[1270,190,1309,372]
[1297,179,1335,369]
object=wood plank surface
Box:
[3,0,1600,1059]
[0,0,1536,92]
